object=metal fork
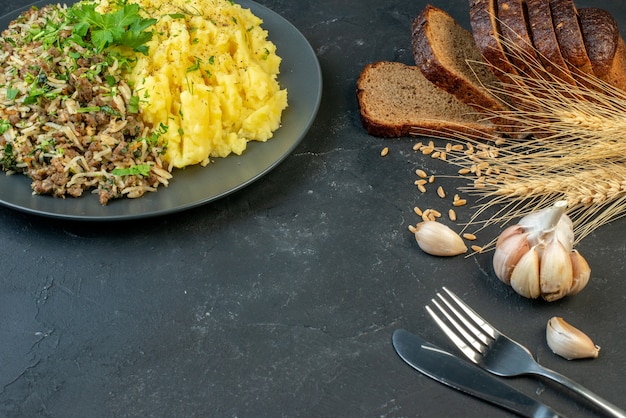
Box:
[426,287,626,418]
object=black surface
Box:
[1,0,625,417]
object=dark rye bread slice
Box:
[356,61,496,138]
[469,0,519,81]
[526,0,575,84]
[412,5,506,113]
[497,0,539,74]
[469,0,531,136]
[550,0,595,80]
[578,7,626,91]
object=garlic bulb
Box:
[414,221,468,256]
[492,200,590,301]
[546,317,600,360]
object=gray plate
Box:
[0,0,322,221]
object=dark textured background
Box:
[0,0,624,416]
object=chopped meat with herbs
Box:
[0,2,170,205]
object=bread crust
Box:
[470,0,518,80]
[469,0,530,136]
[605,38,626,92]
[526,0,575,83]
[497,0,538,74]
[411,5,504,112]
[550,0,594,78]
[578,8,619,79]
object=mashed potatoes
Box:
[126,0,288,168]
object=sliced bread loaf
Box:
[578,7,626,91]
[526,0,575,83]
[469,0,518,80]
[497,0,539,74]
[550,0,595,80]
[411,5,506,113]
[356,61,496,138]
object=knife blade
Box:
[392,329,564,418]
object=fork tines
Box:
[426,287,499,363]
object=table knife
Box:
[392,329,564,418]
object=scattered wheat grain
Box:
[453,199,467,207]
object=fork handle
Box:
[533,364,626,418]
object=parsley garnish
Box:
[112,163,151,177]
[128,95,140,114]
[5,87,19,101]
[186,57,201,73]
[144,122,168,147]
[0,143,16,170]
[0,119,10,134]
[71,2,157,55]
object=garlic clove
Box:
[539,240,574,302]
[568,250,591,296]
[554,214,575,253]
[414,221,468,256]
[509,246,541,298]
[493,226,531,284]
[496,224,525,247]
[546,316,600,360]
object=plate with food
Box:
[0,0,321,220]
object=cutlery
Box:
[392,329,563,417]
[426,287,626,418]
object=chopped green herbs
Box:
[0,143,16,170]
[186,57,201,73]
[128,95,140,114]
[112,163,151,177]
[0,119,10,134]
[144,123,168,147]
[5,88,19,101]
[105,75,117,87]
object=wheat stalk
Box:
[422,31,626,247]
